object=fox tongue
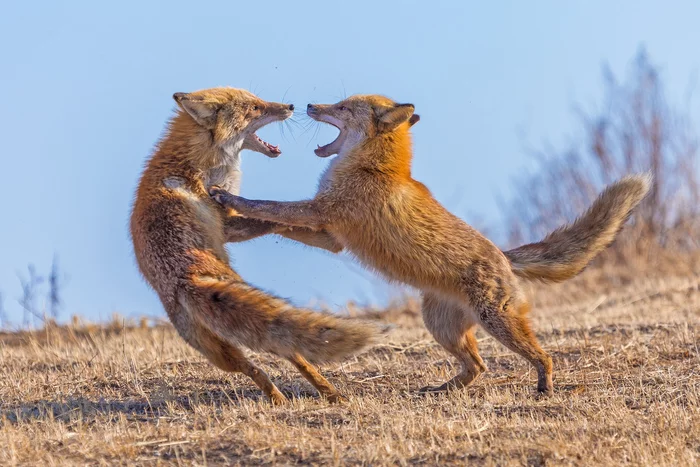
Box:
[265,142,280,153]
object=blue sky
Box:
[1,1,698,323]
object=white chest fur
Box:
[205,164,242,195]
[202,144,243,194]
[317,132,363,195]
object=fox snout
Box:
[269,102,295,118]
[306,104,339,126]
[306,103,328,117]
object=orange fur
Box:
[211,94,650,396]
[130,88,383,404]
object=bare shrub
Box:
[13,256,65,328]
[17,265,44,328]
[47,255,63,320]
[504,50,700,268]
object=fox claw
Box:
[209,186,234,207]
[208,185,223,197]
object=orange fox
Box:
[130,88,383,404]
[210,94,650,395]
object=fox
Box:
[130,87,385,404]
[209,94,651,396]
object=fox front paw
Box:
[208,186,239,209]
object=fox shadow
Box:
[1,383,319,425]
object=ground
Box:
[0,272,698,466]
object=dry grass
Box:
[1,273,699,466]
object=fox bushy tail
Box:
[504,173,652,283]
[185,276,385,363]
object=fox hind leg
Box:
[420,292,487,393]
[288,354,347,403]
[476,300,554,395]
[195,325,288,405]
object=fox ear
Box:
[173,92,219,127]
[377,103,415,133]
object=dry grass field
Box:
[0,270,699,466]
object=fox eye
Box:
[252,105,259,111]
[339,106,348,111]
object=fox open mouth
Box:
[314,122,346,158]
[244,132,281,158]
